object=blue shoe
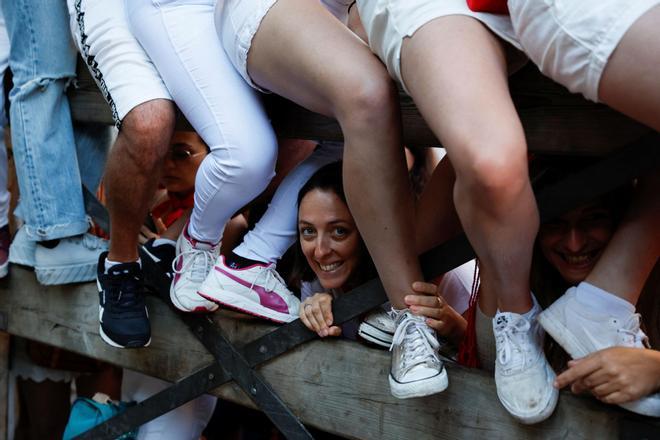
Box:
[97,252,151,348]
[63,394,137,440]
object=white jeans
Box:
[127,0,278,244]
[234,141,344,263]
[122,369,216,440]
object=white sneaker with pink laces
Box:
[170,229,220,313]
[197,255,299,323]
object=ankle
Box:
[225,251,265,270]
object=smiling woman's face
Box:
[538,203,616,285]
[298,189,362,290]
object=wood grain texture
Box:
[69,60,650,155]
[1,268,658,439]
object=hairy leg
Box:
[106,99,175,262]
[248,0,420,307]
[401,17,537,313]
[599,5,660,131]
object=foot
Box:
[538,286,656,416]
[389,309,448,399]
[198,255,299,323]
[358,307,395,348]
[96,252,151,348]
[142,238,176,280]
[0,225,9,278]
[34,233,108,285]
[8,226,36,267]
[170,228,220,313]
[493,306,558,424]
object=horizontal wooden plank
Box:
[1,267,658,439]
[69,60,650,156]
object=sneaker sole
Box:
[35,262,97,285]
[389,367,448,399]
[496,380,559,425]
[198,289,296,324]
[358,322,393,348]
[537,309,589,359]
[619,395,660,417]
[170,285,218,314]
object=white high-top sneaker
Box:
[389,309,448,399]
[538,286,659,416]
[493,305,558,424]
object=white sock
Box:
[152,238,176,247]
[574,281,634,319]
[105,257,141,273]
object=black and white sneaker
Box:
[141,238,176,279]
[97,252,151,348]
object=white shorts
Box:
[216,0,354,91]
[67,0,171,126]
[356,0,523,94]
[508,0,660,102]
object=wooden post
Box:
[0,331,9,440]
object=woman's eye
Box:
[299,227,315,237]
[334,227,348,237]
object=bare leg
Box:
[586,172,660,303]
[401,17,538,314]
[599,5,660,131]
[105,99,175,263]
[248,0,420,308]
[414,156,461,254]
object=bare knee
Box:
[337,70,399,134]
[455,136,530,205]
[118,99,176,170]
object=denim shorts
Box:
[508,0,660,102]
[356,0,523,94]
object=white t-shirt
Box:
[320,0,353,24]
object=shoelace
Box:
[617,313,650,348]
[495,315,533,374]
[250,265,292,304]
[390,314,440,372]
[107,271,143,309]
[172,248,215,283]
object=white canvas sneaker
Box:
[197,255,299,323]
[493,307,558,424]
[9,226,36,267]
[538,286,658,416]
[34,233,108,285]
[170,229,219,313]
[358,307,395,348]
[389,310,448,399]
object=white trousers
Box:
[122,369,216,440]
[235,141,344,263]
[127,0,278,244]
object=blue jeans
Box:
[1,0,109,241]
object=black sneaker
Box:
[97,252,151,348]
[141,238,176,279]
